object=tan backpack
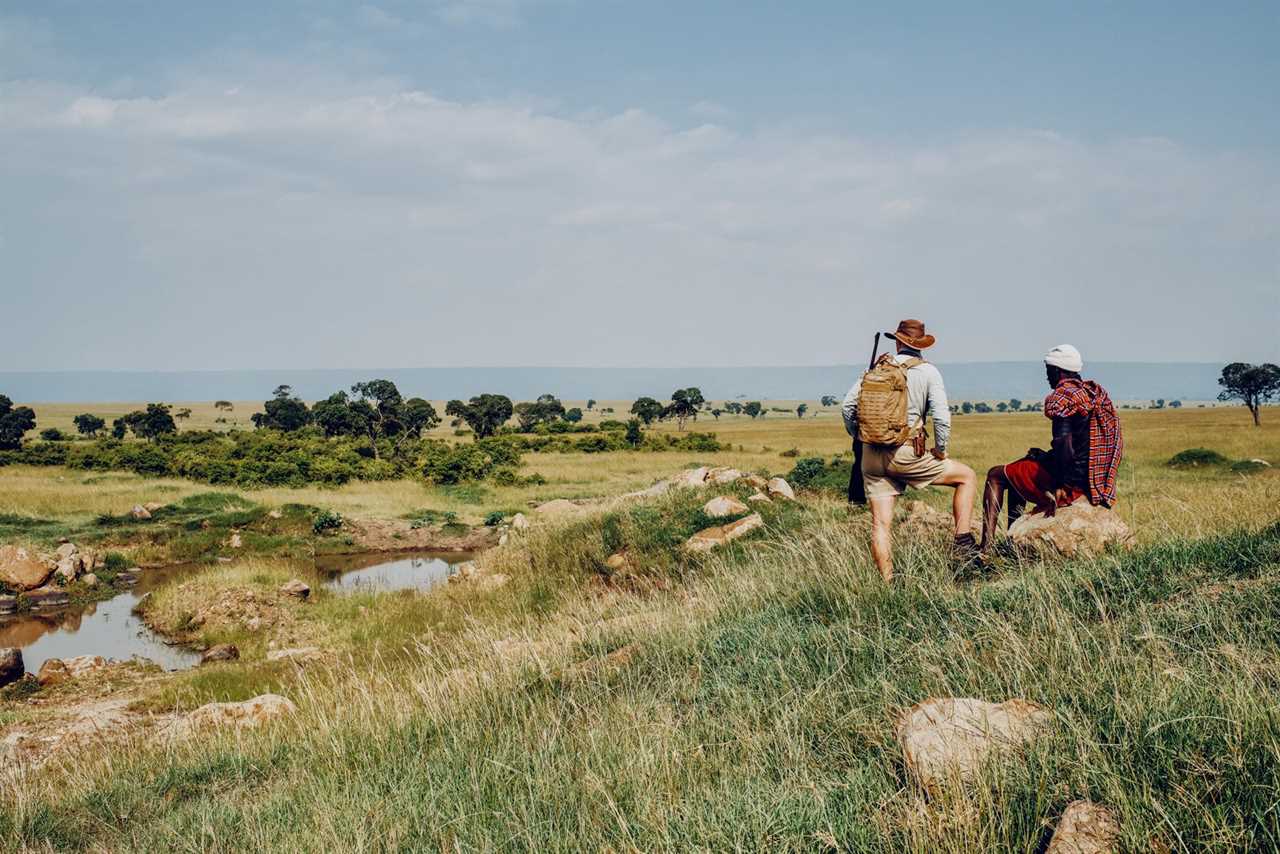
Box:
[857,355,925,446]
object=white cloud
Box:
[1,74,1277,369]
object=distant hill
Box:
[2,363,1225,404]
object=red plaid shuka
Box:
[1043,378,1123,507]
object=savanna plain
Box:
[1,403,1278,852]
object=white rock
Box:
[511,513,530,530]
[746,492,772,503]
[684,513,765,554]
[279,579,310,599]
[703,496,749,519]
[55,557,80,582]
[672,467,710,488]
[534,499,584,516]
[706,467,743,485]
[765,477,796,500]
[896,697,1053,792]
[130,505,151,520]
[81,573,99,588]
[1046,800,1121,854]
[55,543,79,560]
[1008,500,1135,560]
[186,694,296,729]
[229,532,243,549]
[0,545,55,591]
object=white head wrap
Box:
[1044,344,1083,373]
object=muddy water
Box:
[1,552,473,675]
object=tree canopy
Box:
[251,385,312,432]
[743,401,763,419]
[515,394,566,431]
[73,413,106,437]
[445,394,513,440]
[0,396,37,450]
[1218,362,1280,426]
[630,397,664,425]
[662,387,705,430]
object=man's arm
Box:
[841,378,862,439]
[925,367,951,452]
[1050,417,1073,483]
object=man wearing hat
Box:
[842,319,978,582]
[978,344,1124,557]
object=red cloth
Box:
[1004,458,1086,514]
[1043,378,1123,507]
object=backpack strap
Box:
[899,357,926,369]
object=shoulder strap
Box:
[899,357,926,369]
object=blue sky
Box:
[2,1,1277,370]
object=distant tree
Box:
[1151,399,1166,410]
[312,392,363,438]
[213,400,234,411]
[663,388,705,430]
[711,408,722,420]
[121,403,177,442]
[347,379,414,458]
[1218,362,1280,426]
[997,402,1008,412]
[564,407,583,423]
[251,384,312,432]
[1169,399,1183,408]
[445,394,513,440]
[725,401,743,415]
[399,398,441,439]
[796,403,808,419]
[974,402,992,414]
[40,427,65,441]
[586,399,597,411]
[630,397,664,425]
[743,401,763,419]
[515,394,566,431]
[111,417,128,440]
[1008,398,1022,412]
[174,408,193,421]
[0,396,36,450]
[820,395,838,407]
[73,413,106,437]
[961,401,973,415]
[624,418,643,447]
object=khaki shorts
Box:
[862,444,947,499]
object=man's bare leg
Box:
[980,465,1008,552]
[868,495,896,582]
[931,459,976,534]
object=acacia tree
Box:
[1218,362,1280,426]
[349,379,405,457]
[0,395,36,450]
[564,407,583,423]
[743,401,763,419]
[73,413,106,437]
[445,394,513,440]
[214,400,234,411]
[724,401,743,416]
[586,399,597,411]
[252,384,312,432]
[399,398,441,441]
[630,397,664,425]
[710,408,722,420]
[663,387,705,430]
[514,394,565,431]
[820,395,838,407]
[118,403,177,442]
[796,403,808,419]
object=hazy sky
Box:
[2,1,1277,370]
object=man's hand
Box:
[930,447,946,461]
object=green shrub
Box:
[484,511,505,526]
[312,510,343,534]
[1168,448,1230,467]
[788,457,827,487]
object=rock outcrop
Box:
[1008,500,1135,559]
[0,545,54,592]
[684,513,765,554]
[896,697,1053,792]
[1046,800,1120,854]
[703,496,749,519]
[185,694,296,729]
[0,648,23,687]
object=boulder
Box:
[703,496,749,519]
[896,697,1053,792]
[706,467,743,485]
[36,658,70,687]
[534,499,583,516]
[55,556,81,582]
[130,505,151,520]
[1046,801,1120,854]
[672,467,710,488]
[0,648,23,687]
[0,545,54,592]
[1008,500,1135,560]
[279,579,310,599]
[684,513,765,554]
[54,542,78,560]
[742,474,769,490]
[898,500,954,539]
[511,513,530,530]
[26,587,70,610]
[766,477,796,500]
[186,694,297,729]
[200,643,240,664]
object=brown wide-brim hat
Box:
[884,318,935,350]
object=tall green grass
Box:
[2,503,1278,852]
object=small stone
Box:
[130,505,152,520]
[55,542,79,560]
[143,501,164,513]
[604,552,629,570]
[0,648,23,688]
[742,474,769,490]
[498,534,509,546]
[511,513,530,530]
[55,556,80,582]
[268,509,283,519]
[703,496,750,519]
[200,643,240,664]
[706,467,743,485]
[36,658,70,687]
[684,513,766,554]
[765,477,796,500]
[534,499,584,516]
[81,573,99,588]
[280,579,310,599]
[746,492,771,503]
[672,467,710,488]
[896,697,1053,792]
[1046,800,1120,854]
[229,532,243,549]
[266,647,324,664]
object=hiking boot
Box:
[952,532,979,565]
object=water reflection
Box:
[315,552,470,593]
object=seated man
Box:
[979,344,1123,556]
